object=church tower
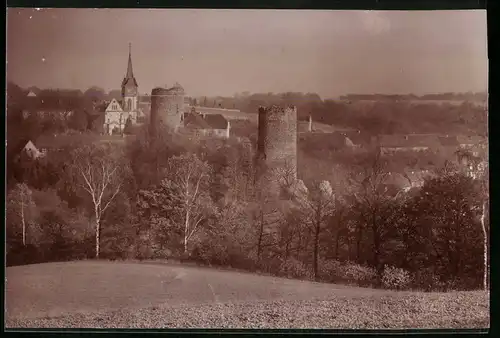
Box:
[121,43,138,113]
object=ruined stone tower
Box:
[149,83,185,136]
[256,105,298,192]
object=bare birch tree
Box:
[6,183,38,247]
[71,144,125,258]
[163,153,214,255]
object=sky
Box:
[7,8,488,99]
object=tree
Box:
[126,124,188,189]
[300,180,336,281]
[70,144,126,258]
[6,183,38,247]
[455,148,489,290]
[69,107,89,131]
[137,153,215,255]
[414,171,484,289]
[84,86,106,103]
[349,151,391,276]
[167,153,215,254]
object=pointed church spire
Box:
[126,42,134,79]
[122,43,138,89]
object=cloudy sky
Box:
[7,9,488,99]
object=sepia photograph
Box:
[5,8,489,330]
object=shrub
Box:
[280,258,313,280]
[382,265,412,290]
[258,255,284,275]
[338,261,378,286]
[318,259,342,283]
[411,268,445,292]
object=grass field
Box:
[5,261,490,329]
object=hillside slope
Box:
[6,261,489,329]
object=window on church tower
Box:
[127,99,132,111]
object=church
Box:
[103,44,140,135]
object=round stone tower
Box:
[150,83,185,135]
[256,105,298,190]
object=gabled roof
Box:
[204,114,228,129]
[9,138,32,156]
[184,112,211,129]
[105,98,123,112]
[22,96,82,112]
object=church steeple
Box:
[122,43,138,88]
[126,43,134,79]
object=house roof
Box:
[105,98,123,112]
[22,96,83,112]
[9,138,33,157]
[185,106,252,121]
[204,114,228,129]
[184,112,211,129]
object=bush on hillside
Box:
[338,261,378,287]
[382,265,411,290]
[411,268,444,292]
[318,259,342,283]
[280,258,313,280]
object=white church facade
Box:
[103,44,140,135]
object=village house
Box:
[181,109,231,139]
[21,91,78,121]
[456,135,488,156]
[375,134,442,155]
[12,139,46,161]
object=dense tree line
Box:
[339,92,487,102]
[6,122,489,292]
